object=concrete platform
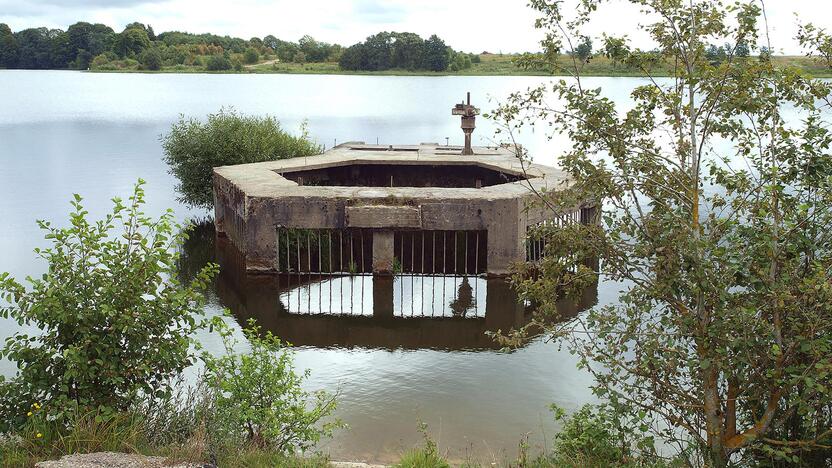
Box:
[213,142,594,276]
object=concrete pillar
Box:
[486,199,524,277]
[372,275,394,319]
[372,230,395,275]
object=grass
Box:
[88,53,832,78]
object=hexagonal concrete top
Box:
[213,142,572,202]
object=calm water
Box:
[0,70,635,462]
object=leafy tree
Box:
[205,54,231,71]
[298,35,333,62]
[139,47,162,70]
[14,28,55,69]
[0,23,18,68]
[422,34,449,71]
[0,182,217,431]
[705,43,727,64]
[276,42,298,62]
[361,32,393,71]
[66,22,115,68]
[759,45,771,62]
[243,47,259,64]
[493,0,832,466]
[338,43,365,70]
[202,319,341,453]
[48,29,72,68]
[797,22,832,68]
[114,26,150,58]
[391,32,424,70]
[161,108,321,208]
[735,41,750,57]
[262,34,279,51]
[602,34,629,68]
[572,35,593,62]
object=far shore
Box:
[72,54,832,78]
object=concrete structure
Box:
[213,142,598,277]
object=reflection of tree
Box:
[177,218,216,285]
[449,277,473,317]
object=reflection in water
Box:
[197,224,599,351]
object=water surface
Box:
[0,70,634,462]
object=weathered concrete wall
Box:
[213,143,589,277]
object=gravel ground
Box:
[34,453,388,468]
[34,452,206,468]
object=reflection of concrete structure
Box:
[213,99,599,277]
[215,238,597,350]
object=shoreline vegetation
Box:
[54,53,832,78]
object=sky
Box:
[1,0,831,54]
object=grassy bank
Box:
[88,53,832,77]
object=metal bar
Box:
[339,230,343,273]
[465,231,469,275]
[442,231,446,275]
[432,231,436,275]
[296,230,301,274]
[286,229,290,273]
[454,231,458,274]
[421,231,425,274]
[328,231,332,312]
[475,231,480,274]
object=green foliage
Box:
[0,181,218,433]
[205,54,231,71]
[494,1,832,466]
[114,26,150,58]
[0,23,20,68]
[394,422,450,468]
[572,36,593,62]
[339,32,453,72]
[139,47,162,70]
[202,319,341,454]
[161,108,321,208]
[549,404,663,467]
[243,47,259,64]
[422,34,449,71]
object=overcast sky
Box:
[1,0,830,54]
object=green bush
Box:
[243,47,259,64]
[0,181,217,432]
[202,319,341,454]
[205,54,231,71]
[161,108,321,208]
[547,404,666,467]
[139,48,162,70]
[394,422,450,468]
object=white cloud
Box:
[0,0,830,54]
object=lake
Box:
[0,70,636,463]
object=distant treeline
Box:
[0,21,472,72]
[339,32,479,72]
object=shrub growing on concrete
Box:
[0,181,218,431]
[161,108,321,209]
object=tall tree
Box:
[422,34,449,71]
[0,23,18,68]
[14,28,53,69]
[114,26,150,58]
[494,0,832,466]
[391,32,424,70]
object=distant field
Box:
[93,53,832,78]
